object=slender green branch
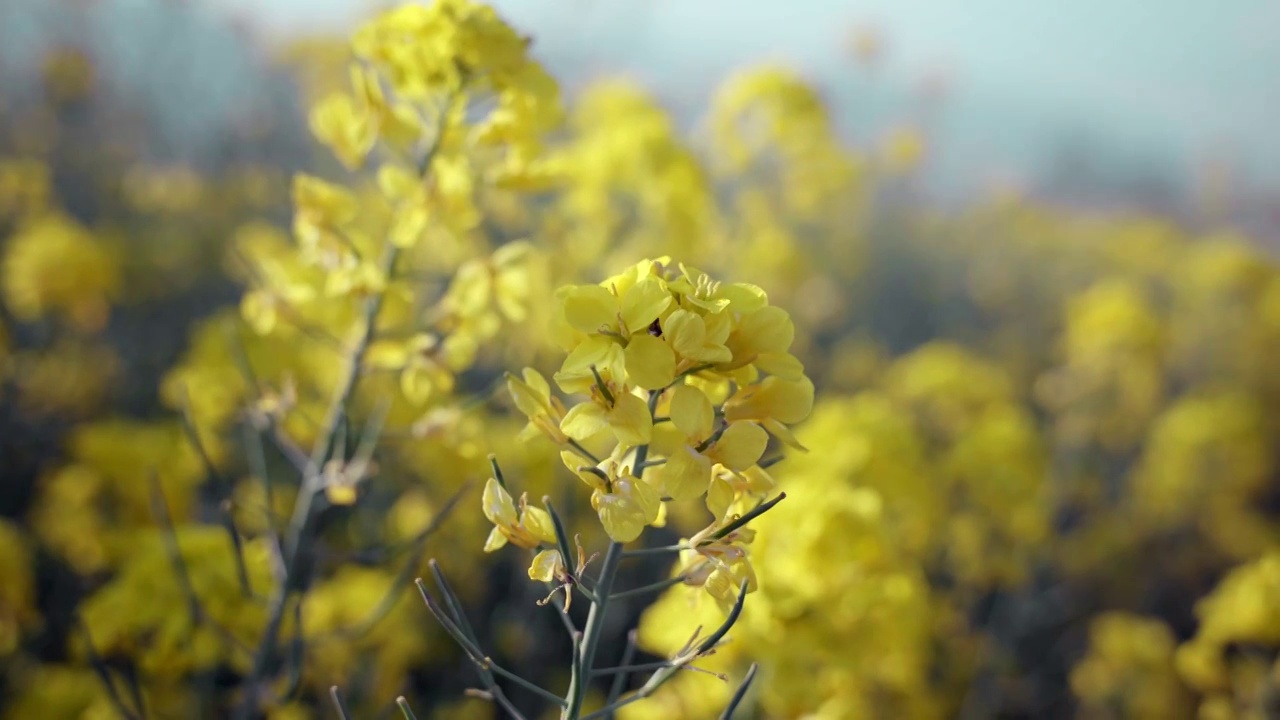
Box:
[329,486,468,642]
[489,453,508,489]
[602,630,638,720]
[709,493,787,542]
[149,474,253,656]
[175,383,254,598]
[609,575,687,600]
[490,662,568,707]
[428,558,482,647]
[589,364,615,405]
[591,660,673,677]
[419,573,529,717]
[568,541,622,718]
[396,697,420,720]
[236,239,401,720]
[621,544,689,558]
[581,582,750,720]
[544,499,577,588]
[567,439,602,465]
[241,421,284,567]
[718,663,759,720]
[150,473,202,625]
[415,578,487,663]
[565,630,585,720]
[329,686,352,720]
[76,615,142,720]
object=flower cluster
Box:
[499,260,811,584]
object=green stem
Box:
[567,542,622,718]
[235,243,400,720]
[609,575,687,600]
[621,544,688,558]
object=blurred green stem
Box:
[567,541,622,719]
[234,242,399,720]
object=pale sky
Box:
[212,0,1280,198]
[7,0,1277,199]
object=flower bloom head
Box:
[481,477,556,552]
[502,258,812,547]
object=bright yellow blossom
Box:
[481,477,556,552]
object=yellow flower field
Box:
[2,1,1279,718]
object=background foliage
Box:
[2,1,1280,718]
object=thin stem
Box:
[242,421,284,571]
[709,493,787,542]
[176,383,254,598]
[329,686,352,720]
[489,662,568,707]
[609,575,687,600]
[329,486,468,642]
[581,582,750,720]
[416,575,530,720]
[621,544,688,558]
[567,439,602,465]
[567,542,622,718]
[591,660,673,677]
[602,630,637,719]
[395,697,420,720]
[150,474,253,656]
[589,365,614,405]
[718,663,759,720]
[76,616,142,720]
[236,240,400,720]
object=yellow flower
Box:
[559,384,653,447]
[447,242,537,324]
[506,368,568,443]
[2,213,118,332]
[559,274,674,339]
[680,522,759,611]
[366,333,468,405]
[723,375,814,448]
[291,174,358,262]
[0,520,40,656]
[482,477,556,552]
[561,452,662,543]
[650,384,768,501]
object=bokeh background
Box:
[3,0,1280,718]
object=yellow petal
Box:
[609,392,653,446]
[754,351,806,381]
[561,402,610,441]
[561,284,617,334]
[728,306,795,359]
[670,384,715,442]
[718,282,769,313]
[482,477,519,526]
[724,376,815,425]
[625,474,662,524]
[624,334,676,389]
[710,421,768,471]
[241,290,277,336]
[325,484,358,506]
[620,276,673,334]
[554,335,626,393]
[560,450,608,492]
[483,526,509,552]
[657,445,712,502]
[762,417,807,451]
[663,309,706,358]
[522,367,552,399]
[521,505,558,546]
[528,549,563,582]
[706,475,734,521]
[593,492,647,543]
